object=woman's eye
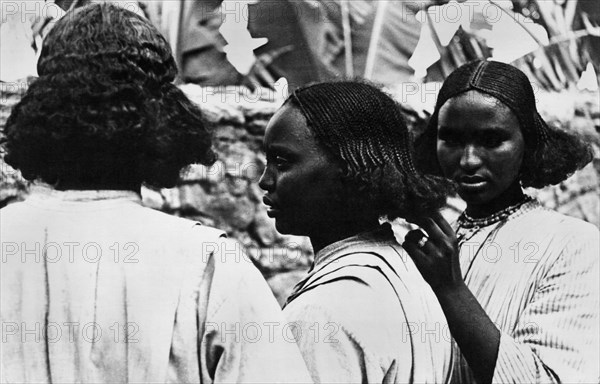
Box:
[439,136,460,146]
[272,155,289,169]
[480,137,503,148]
[437,130,462,146]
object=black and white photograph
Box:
[1,0,599,382]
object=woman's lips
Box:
[266,208,281,218]
[263,196,281,217]
[458,175,487,190]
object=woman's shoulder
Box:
[506,207,599,272]
[517,206,599,240]
[283,247,448,374]
[286,236,427,326]
[283,265,410,351]
[120,204,227,240]
[313,238,405,285]
[319,225,403,262]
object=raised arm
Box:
[403,213,600,383]
[404,213,499,384]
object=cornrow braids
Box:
[291,82,415,174]
[286,80,453,219]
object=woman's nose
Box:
[459,145,483,171]
[258,167,274,191]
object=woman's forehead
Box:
[440,90,513,116]
[438,91,520,131]
[264,106,315,147]
[447,90,506,107]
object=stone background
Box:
[2,81,599,305]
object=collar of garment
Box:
[22,183,142,210]
[311,223,396,271]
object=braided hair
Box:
[415,60,593,188]
[287,80,452,219]
[4,3,215,189]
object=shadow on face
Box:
[258,105,349,237]
[436,90,525,210]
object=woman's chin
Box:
[458,189,493,207]
[274,220,312,238]
[274,220,296,236]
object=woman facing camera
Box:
[0,4,310,383]
[407,60,599,383]
[259,81,454,383]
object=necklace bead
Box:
[458,195,535,229]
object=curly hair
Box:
[415,60,593,189]
[286,80,453,220]
[3,3,215,189]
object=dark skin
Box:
[258,105,379,254]
[404,91,526,384]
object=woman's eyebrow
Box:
[437,125,459,134]
[439,125,509,133]
[266,143,297,156]
[473,127,511,136]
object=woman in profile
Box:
[406,60,599,383]
[0,4,310,383]
[259,80,454,383]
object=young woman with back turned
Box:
[1,4,310,383]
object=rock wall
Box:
[0,80,30,205]
[1,81,599,304]
[143,85,315,304]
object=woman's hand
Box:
[404,213,500,384]
[402,212,464,292]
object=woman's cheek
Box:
[437,146,459,176]
[495,146,521,168]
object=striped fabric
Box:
[450,201,600,383]
[284,224,453,384]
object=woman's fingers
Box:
[419,217,445,241]
[403,229,436,258]
[404,229,426,244]
[403,230,441,287]
[407,217,448,249]
[430,211,455,237]
[402,234,430,268]
[402,221,463,290]
[409,212,457,248]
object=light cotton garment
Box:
[1,187,311,384]
[283,224,453,384]
[450,200,600,383]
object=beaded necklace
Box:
[455,195,535,279]
[456,195,534,246]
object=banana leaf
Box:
[511,32,600,91]
[248,0,424,87]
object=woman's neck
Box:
[465,182,525,219]
[309,216,380,255]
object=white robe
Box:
[284,224,453,384]
[451,201,600,383]
[1,186,311,383]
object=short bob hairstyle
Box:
[4,3,215,189]
[286,80,453,219]
[415,60,593,189]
